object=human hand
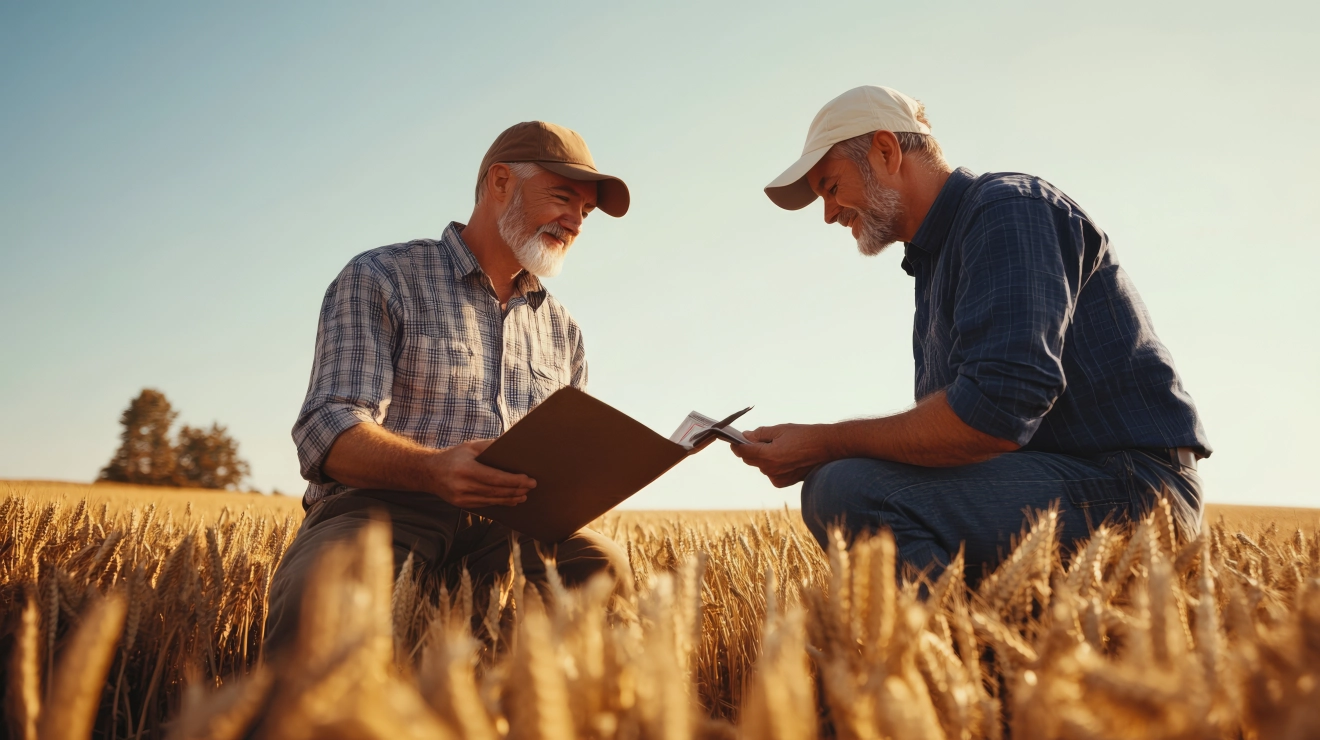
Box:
[730,423,830,488]
[428,440,536,508]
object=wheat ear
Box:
[38,591,127,740]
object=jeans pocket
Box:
[1127,451,1203,537]
[1063,452,1134,510]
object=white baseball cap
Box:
[764,85,931,210]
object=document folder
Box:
[473,387,748,542]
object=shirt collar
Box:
[440,221,548,310]
[905,167,977,257]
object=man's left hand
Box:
[730,423,833,488]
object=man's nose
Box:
[823,199,840,225]
[559,212,582,235]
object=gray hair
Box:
[831,130,947,170]
[474,161,543,205]
[829,101,946,169]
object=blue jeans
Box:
[800,449,1202,580]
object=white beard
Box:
[497,185,571,278]
[847,163,905,257]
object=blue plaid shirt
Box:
[293,222,587,505]
[904,168,1211,456]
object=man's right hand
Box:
[427,439,536,508]
[322,424,536,508]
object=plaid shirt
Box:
[903,168,1211,456]
[293,222,587,505]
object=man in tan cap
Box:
[734,86,1210,580]
[265,121,631,652]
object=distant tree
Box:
[173,423,251,490]
[99,389,179,486]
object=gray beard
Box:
[496,185,570,278]
[848,164,905,257]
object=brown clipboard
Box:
[472,387,690,542]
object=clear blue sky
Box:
[2,1,1317,509]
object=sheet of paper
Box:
[668,410,752,448]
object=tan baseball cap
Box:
[478,121,630,217]
[764,86,931,211]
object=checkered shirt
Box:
[293,222,587,505]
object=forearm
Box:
[322,422,441,493]
[735,390,1023,486]
[822,391,1019,467]
[320,422,535,508]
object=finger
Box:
[773,469,809,487]
[467,463,536,489]
[743,427,768,443]
[459,494,529,508]
[770,471,806,488]
[750,425,788,442]
[460,484,531,499]
[737,449,768,467]
[764,461,803,478]
[467,438,497,452]
[747,454,788,473]
[768,463,806,478]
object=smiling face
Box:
[806,138,906,256]
[494,163,598,277]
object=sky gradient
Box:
[2,1,1317,509]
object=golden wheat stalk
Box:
[5,488,1320,740]
[38,591,127,740]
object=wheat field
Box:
[2,481,1318,740]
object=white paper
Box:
[668,411,751,449]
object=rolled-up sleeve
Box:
[944,196,1075,446]
[292,258,400,484]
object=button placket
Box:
[497,292,535,431]
[473,273,510,431]
[497,306,519,432]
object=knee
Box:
[801,459,882,548]
[263,542,314,659]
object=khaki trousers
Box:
[263,488,631,656]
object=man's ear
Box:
[868,130,903,176]
[485,163,513,204]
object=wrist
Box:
[814,423,847,461]
[419,447,452,496]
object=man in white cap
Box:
[732,86,1210,579]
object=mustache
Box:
[537,221,574,247]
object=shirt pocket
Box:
[528,358,570,406]
[404,335,482,400]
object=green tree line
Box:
[98,389,251,490]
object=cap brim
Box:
[539,161,630,217]
[763,145,832,211]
